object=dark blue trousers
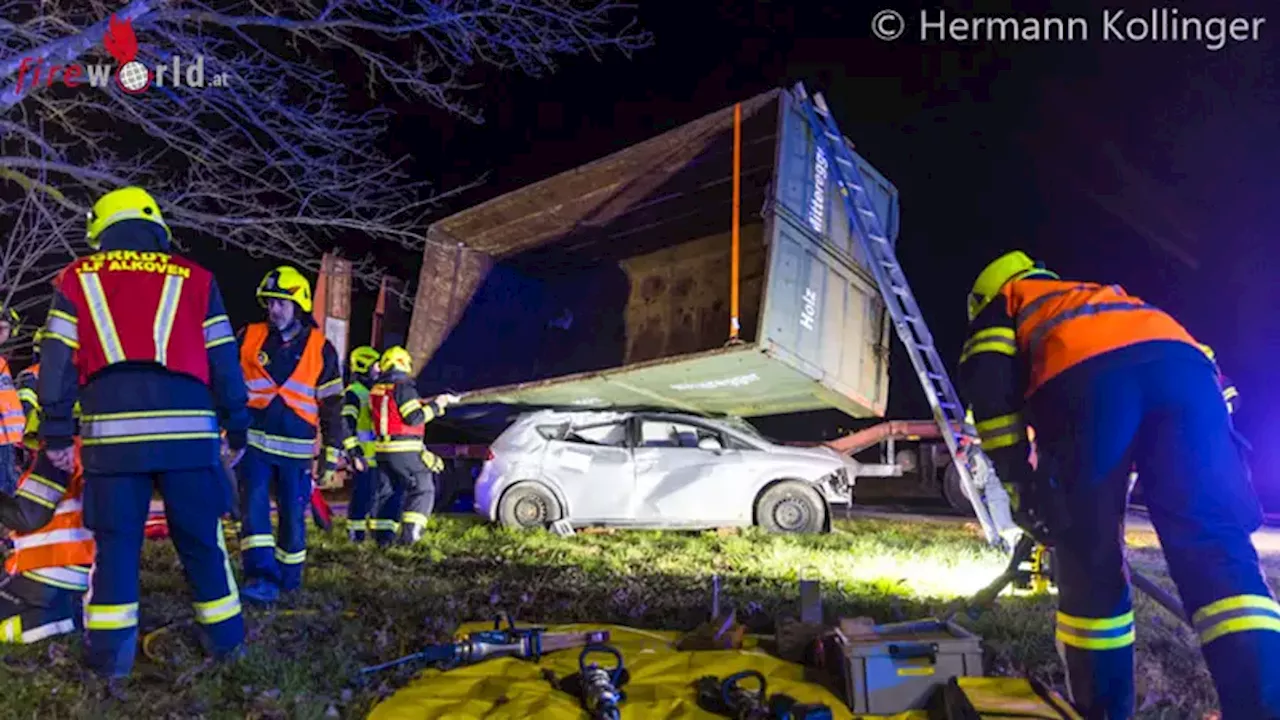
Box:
[82,468,243,677]
[238,449,310,590]
[0,444,17,495]
[346,465,378,538]
[1030,343,1280,719]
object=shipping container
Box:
[408,86,900,419]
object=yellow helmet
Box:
[86,186,171,249]
[1198,343,1215,362]
[968,251,1058,322]
[257,266,313,314]
[350,345,380,375]
[379,346,413,375]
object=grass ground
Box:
[1,514,1275,719]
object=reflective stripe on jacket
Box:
[5,443,94,591]
[53,250,215,385]
[0,358,24,445]
[1001,279,1197,397]
[16,363,39,449]
[343,381,378,460]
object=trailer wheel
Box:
[497,483,562,530]
[754,481,827,534]
[941,464,976,516]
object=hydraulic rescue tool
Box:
[358,615,610,676]
[696,670,834,719]
[575,644,628,720]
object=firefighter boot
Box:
[240,579,280,604]
[397,522,424,546]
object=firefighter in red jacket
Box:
[0,307,26,495]
[361,347,457,545]
[236,266,347,603]
[0,442,92,644]
[958,251,1279,719]
[37,186,251,680]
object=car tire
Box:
[754,481,827,534]
[941,464,976,516]
[496,483,562,530]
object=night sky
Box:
[200,1,1280,508]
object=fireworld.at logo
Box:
[15,14,229,95]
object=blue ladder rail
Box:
[791,82,1005,548]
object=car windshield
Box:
[717,416,772,443]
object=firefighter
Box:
[0,442,91,644]
[37,186,250,680]
[341,345,381,541]
[362,346,458,545]
[236,266,347,603]
[0,307,26,495]
[16,329,43,465]
[957,250,1280,718]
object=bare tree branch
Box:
[0,0,651,353]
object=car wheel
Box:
[754,481,827,534]
[497,483,562,530]
[941,464,976,516]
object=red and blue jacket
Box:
[37,227,251,474]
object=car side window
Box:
[639,420,721,449]
[564,421,628,448]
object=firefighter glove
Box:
[1007,468,1065,546]
[317,447,341,489]
[348,447,368,473]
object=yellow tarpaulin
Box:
[369,623,931,720]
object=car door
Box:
[539,418,635,522]
[630,417,744,524]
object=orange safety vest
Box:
[1002,279,1197,397]
[5,444,94,589]
[239,323,325,427]
[0,358,24,445]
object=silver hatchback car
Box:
[473,409,855,533]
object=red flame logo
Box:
[102,14,138,65]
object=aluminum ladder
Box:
[791,82,1006,549]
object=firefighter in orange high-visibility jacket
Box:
[36,187,251,680]
[0,442,91,644]
[957,251,1279,719]
[362,347,457,546]
[236,266,347,603]
[0,307,27,495]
